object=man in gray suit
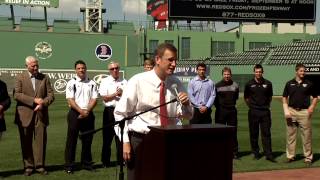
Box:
[14,56,54,176]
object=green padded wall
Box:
[0,31,139,70]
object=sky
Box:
[0,0,145,22]
[0,0,319,32]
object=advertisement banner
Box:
[0,0,59,8]
[0,68,124,94]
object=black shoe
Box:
[102,162,110,168]
[285,158,295,163]
[266,156,277,163]
[233,153,240,159]
[82,165,96,172]
[23,168,33,176]
[65,167,73,174]
[253,153,261,160]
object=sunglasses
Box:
[109,67,119,71]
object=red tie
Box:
[160,81,169,126]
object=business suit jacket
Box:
[14,71,54,127]
[0,79,11,132]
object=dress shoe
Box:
[253,153,261,160]
[102,162,110,168]
[36,167,48,175]
[82,165,96,172]
[286,158,295,163]
[266,156,277,163]
[65,167,73,174]
[233,153,240,160]
[304,160,312,167]
[23,168,33,176]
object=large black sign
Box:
[168,0,316,22]
[305,64,320,73]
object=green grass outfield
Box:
[1,95,320,179]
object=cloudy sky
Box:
[0,0,319,32]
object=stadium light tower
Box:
[83,0,104,32]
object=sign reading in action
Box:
[0,0,59,8]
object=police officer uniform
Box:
[244,77,273,160]
[64,76,98,171]
[214,80,239,157]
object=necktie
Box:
[160,81,169,126]
[31,75,36,90]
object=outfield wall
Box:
[0,31,140,69]
[209,65,295,96]
[0,21,317,96]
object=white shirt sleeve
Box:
[99,78,108,96]
[66,80,75,99]
[177,80,193,119]
[114,77,138,143]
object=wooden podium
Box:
[134,124,235,180]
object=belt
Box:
[220,106,236,109]
[105,106,115,108]
[291,107,306,111]
[129,131,146,139]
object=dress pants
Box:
[190,107,212,124]
[127,132,145,180]
[215,107,238,154]
[248,108,272,157]
[286,108,312,161]
[18,116,47,169]
[101,106,120,166]
[65,109,95,168]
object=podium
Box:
[134,124,235,180]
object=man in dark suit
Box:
[0,79,11,139]
[14,56,54,176]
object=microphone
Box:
[171,84,182,106]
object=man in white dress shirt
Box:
[114,43,193,180]
[99,61,127,167]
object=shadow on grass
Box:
[0,161,119,177]
[237,151,285,159]
[238,151,252,158]
[312,153,320,163]
[272,151,285,159]
[0,164,65,178]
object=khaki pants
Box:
[286,108,312,161]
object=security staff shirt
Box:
[244,78,273,110]
[282,78,317,109]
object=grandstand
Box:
[208,48,269,66]
[267,39,320,65]
[178,39,320,66]
[176,38,320,95]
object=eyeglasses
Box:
[109,67,119,71]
